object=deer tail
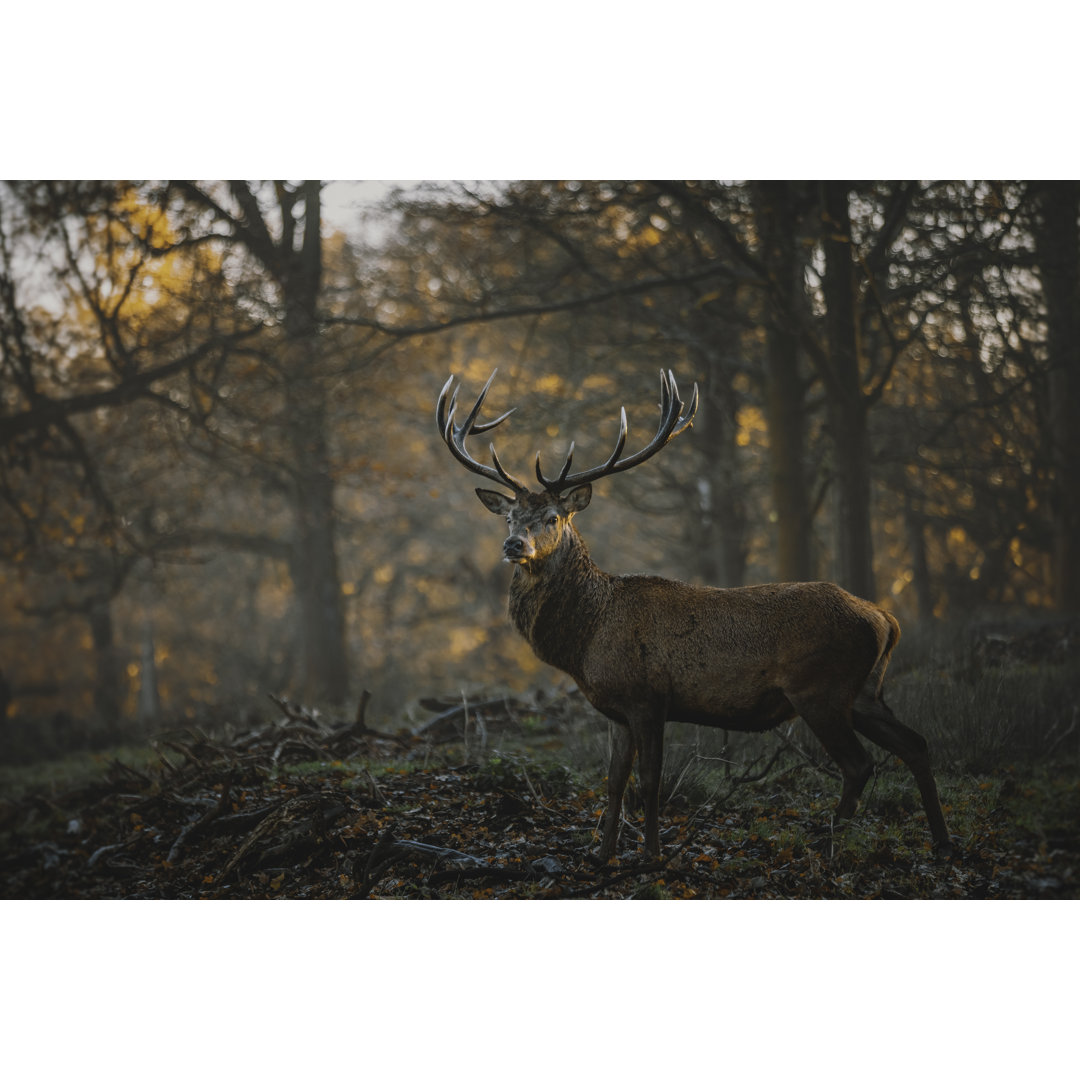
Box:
[869,608,901,700]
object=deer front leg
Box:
[633,715,665,859]
[598,721,634,862]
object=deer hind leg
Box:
[598,721,635,862]
[852,696,952,855]
[791,694,875,823]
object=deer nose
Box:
[503,534,534,561]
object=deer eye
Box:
[544,511,559,526]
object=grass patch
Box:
[0,744,166,800]
[888,660,1080,772]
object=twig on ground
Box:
[167,771,234,864]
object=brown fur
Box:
[477,484,951,861]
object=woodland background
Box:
[3,2,1075,1071]
[2,180,1078,762]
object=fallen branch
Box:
[387,838,487,866]
[167,772,233,864]
[565,860,668,898]
[769,728,840,780]
[87,842,128,868]
[426,865,534,888]
[327,689,412,751]
[354,826,401,899]
[217,793,327,881]
[412,695,531,738]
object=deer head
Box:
[436,369,699,569]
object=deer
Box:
[436,368,952,862]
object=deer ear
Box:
[476,488,516,515]
[561,484,592,514]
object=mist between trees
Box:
[1,180,1077,761]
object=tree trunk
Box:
[819,181,875,600]
[755,181,813,582]
[137,616,161,729]
[904,496,934,620]
[88,598,122,735]
[696,348,747,586]
[1032,181,1080,612]
[281,181,349,703]
[287,383,349,702]
[169,181,351,703]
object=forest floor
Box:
[2,685,1078,900]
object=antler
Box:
[437,368,699,496]
[534,369,699,493]
[436,368,529,493]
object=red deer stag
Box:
[437,368,952,861]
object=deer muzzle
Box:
[503,534,535,563]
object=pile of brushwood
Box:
[2,689,1077,899]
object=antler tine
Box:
[595,407,628,474]
[659,366,672,422]
[459,368,498,437]
[670,372,699,437]
[539,368,697,493]
[472,407,516,435]
[435,374,457,437]
[535,441,576,488]
[436,369,528,493]
[489,441,525,490]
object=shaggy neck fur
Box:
[507,523,612,680]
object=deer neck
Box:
[507,524,610,678]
